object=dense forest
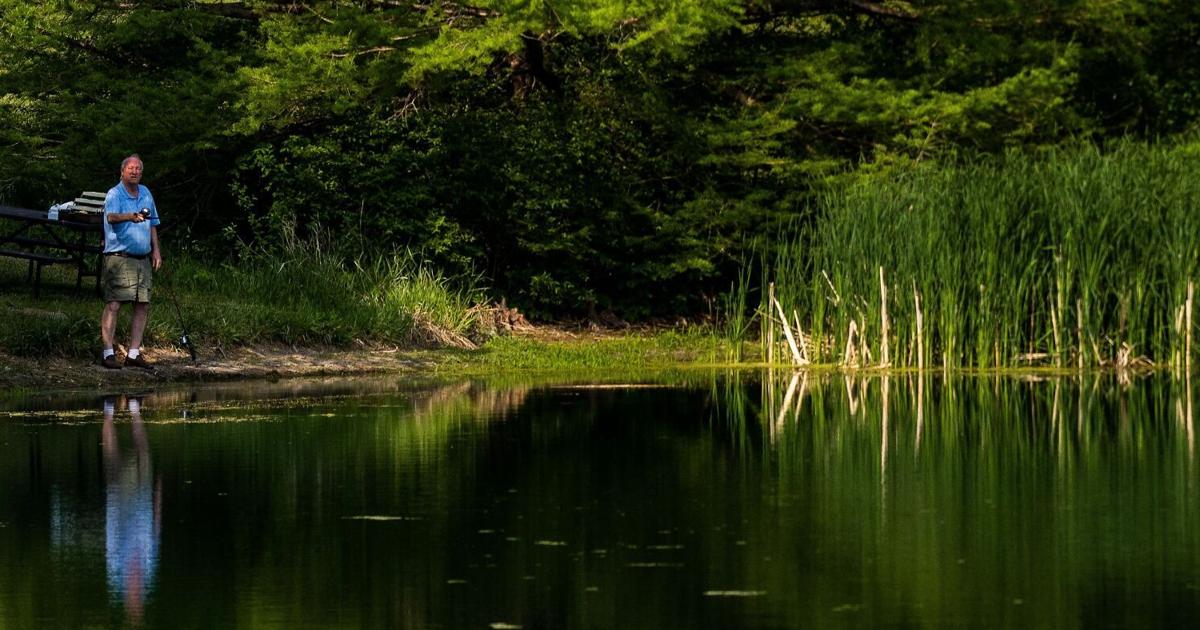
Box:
[2,0,1199,320]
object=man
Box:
[100,155,162,369]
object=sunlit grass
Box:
[458,330,725,371]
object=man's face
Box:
[121,160,143,187]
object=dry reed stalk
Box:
[822,270,841,305]
[1180,279,1190,374]
[843,319,860,367]
[1116,342,1132,370]
[859,318,873,366]
[772,296,805,365]
[913,283,923,371]
[767,282,776,366]
[792,309,811,364]
[1175,303,1186,374]
[879,267,890,368]
[1050,295,1060,368]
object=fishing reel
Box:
[177,333,197,362]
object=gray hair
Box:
[120,154,143,172]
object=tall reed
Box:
[746,139,1200,370]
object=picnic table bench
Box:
[0,192,106,298]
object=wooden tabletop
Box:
[0,204,102,228]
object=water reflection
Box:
[102,396,161,626]
[2,373,1199,628]
[747,370,1198,466]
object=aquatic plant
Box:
[738,139,1200,372]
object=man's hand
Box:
[129,212,147,223]
[151,249,162,271]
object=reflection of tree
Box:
[102,397,162,627]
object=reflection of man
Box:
[102,396,162,625]
[100,154,162,370]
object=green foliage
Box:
[1,0,1199,321]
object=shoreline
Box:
[2,326,1180,396]
[0,328,715,393]
[0,344,450,393]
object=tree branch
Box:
[36,27,150,69]
[744,1,919,24]
[846,0,918,21]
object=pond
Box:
[1,372,1197,629]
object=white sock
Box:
[128,348,140,359]
[103,348,114,359]
[128,399,141,414]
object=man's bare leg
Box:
[130,302,149,351]
[101,301,121,349]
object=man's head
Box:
[120,155,143,188]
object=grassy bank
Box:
[0,244,725,381]
[730,139,1200,371]
[1,245,487,358]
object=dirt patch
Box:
[0,343,445,391]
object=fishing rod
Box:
[130,207,196,362]
[158,256,197,363]
[140,207,197,362]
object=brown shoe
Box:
[101,354,122,370]
[124,353,152,369]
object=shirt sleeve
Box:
[104,189,119,216]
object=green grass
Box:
[0,244,729,373]
[451,329,727,371]
[726,138,1200,371]
[0,244,489,357]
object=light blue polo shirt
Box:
[103,183,160,255]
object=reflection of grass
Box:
[749,372,1195,468]
[717,372,1198,630]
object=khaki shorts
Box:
[102,255,153,303]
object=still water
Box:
[1,373,1198,629]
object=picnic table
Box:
[0,193,105,298]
